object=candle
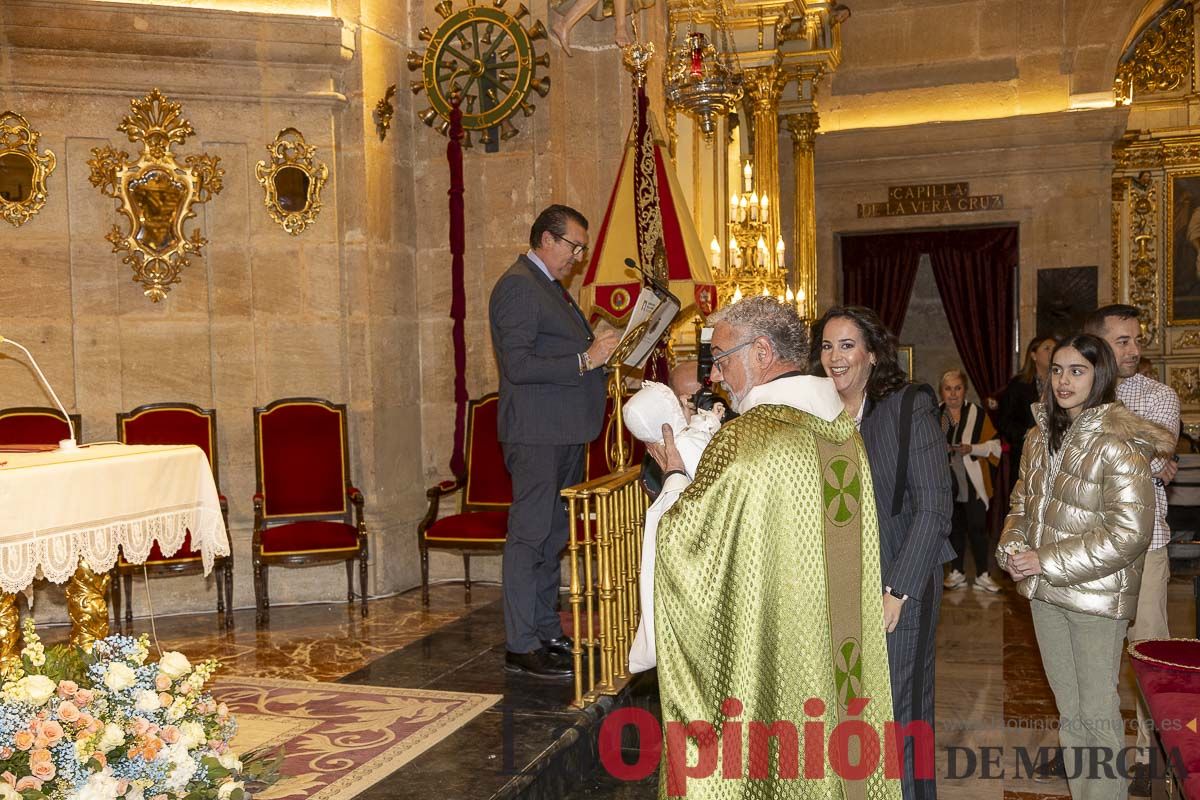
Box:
[738,196,748,223]
[775,235,785,265]
[749,192,759,222]
[742,161,753,193]
[730,193,739,219]
[710,236,721,269]
[732,286,743,303]
[786,287,795,304]
[760,194,769,223]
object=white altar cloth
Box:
[0,444,229,593]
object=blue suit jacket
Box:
[488,255,607,446]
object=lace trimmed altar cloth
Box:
[0,443,229,593]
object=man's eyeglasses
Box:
[554,232,588,257]
[711,340,754,366]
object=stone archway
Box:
[1064,0,1172,96]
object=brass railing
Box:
[562,465,649,708]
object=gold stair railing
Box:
[562,464,649,708]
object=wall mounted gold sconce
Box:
[375,85,396,142]
[87,89,224,302]
[0,112,57,227]
[254,128,328,236]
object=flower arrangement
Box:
[0,620,275,800]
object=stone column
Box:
[786,111,819,320]
[742,65,785,266]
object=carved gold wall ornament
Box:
[0,112,56,227]
[1169,365,1200,406]
[1128,171,1162,345]
[408,1,550,147]
[254,128,329,236]
[374,85,396,142]
[1177,329,1200,349]
[1115,6,1193,103]
[87,90,223,303]
[1111,178,1125,301]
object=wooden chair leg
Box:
[215,560,225,616]
[110,571,122,628]
[420,541,430,608]
[223,560,234,629]
[345,559,354,603]
[359,554,368,618]
[463,554,472,603]
[254,559,266,626]
[123,573,134,626]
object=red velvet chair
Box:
[252,397,367,624]
[0,407,82,446]
[113,403,233,628]
[418,394,510,606]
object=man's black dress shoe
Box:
[1129,762,1152,797]
[1033,751,1065,781]
[504,648,572,680]
[540,635,574,658]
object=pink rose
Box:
[12,731,33,751]
[158,693,173,708]
[2,771,14,786]
[56,680,78,698]
[91,752,107,769]
[0,748,11,760]
[29,748,51,765]
[217,703,229,719]
[29,760,55,781]
[15,777,42,792]
[132,717,152,737]
[160,726,179,744]
[32,735,47,750]
[155,675,171,692]
[57,701,80,723]
[40,721,63,745]
[74,689,95,706]
[117,779,130,794]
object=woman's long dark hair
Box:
[1043,333,1118,453]
[808,306,908,402]
[1017,335,1056,383]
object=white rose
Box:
[98,722,126,753]
[134,689,162,713]
[179,721,205,750]
[125,787,145,800]
[17,674,57,706]
[218,780,244,800]
[166,742,197,790]
[77,769,121,800]
[217,751,243,772]
[103,662,137,692]
[0,784,21,800]
[157,651,191,680]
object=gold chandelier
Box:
[664,3,742,140]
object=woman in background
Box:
[997,335,1056,491]
[997,334,1173,800]
[938,369,1002,593]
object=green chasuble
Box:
[655,402,900,800]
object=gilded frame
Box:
[87,89,223,302]
[1166,171,1200,326]
[0,112,56,227]
[897,345,913,378]
[254,128,328,236]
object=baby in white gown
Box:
[622,381,723,672]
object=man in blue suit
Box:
[489,205,618,679]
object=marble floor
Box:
[37,574,1198,799]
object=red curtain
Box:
[926,226,1017,415]
[841,232,924,336]
[447,99,468,478]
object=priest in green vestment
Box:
[648,297,902,800]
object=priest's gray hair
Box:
[709,296,809,368]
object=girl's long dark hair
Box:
[1043,333,1118,453]
[808,306,908,402]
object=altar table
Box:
[0,443,229,653]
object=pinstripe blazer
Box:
[488,255,607,446]
[860,384,955,600]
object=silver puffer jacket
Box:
[996,401,1175,620]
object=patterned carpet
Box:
[212,677,500,800]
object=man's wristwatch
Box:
[885,586,908,601]
[579,351,593,374]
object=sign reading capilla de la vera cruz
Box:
[857,182,1004,218]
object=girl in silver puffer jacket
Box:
[997,333,1174,800]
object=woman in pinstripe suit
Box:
[811,306,954,800]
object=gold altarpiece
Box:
[1111,3,1200,435]
[664,0,842,319]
